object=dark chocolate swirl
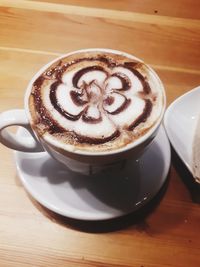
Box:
[30,51,159,147]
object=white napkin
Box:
[192,113,200,183]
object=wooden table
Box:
[0,1,200,266]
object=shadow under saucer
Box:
[27,176,170,233]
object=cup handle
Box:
[0,109,44,152]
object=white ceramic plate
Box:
[14,126,170,221]
[164,86,200,174]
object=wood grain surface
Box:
[0,1,200,266]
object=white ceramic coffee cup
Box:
[0,49,166,174]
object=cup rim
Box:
[25,48,166,156]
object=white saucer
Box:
[14,126,170,221]
[164,86,200,174]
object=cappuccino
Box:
[28,49,165,153]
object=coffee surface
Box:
[29,50,164,152]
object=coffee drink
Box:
[28,49,165,153]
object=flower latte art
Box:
[29,50,164,152]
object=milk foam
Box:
[29,50,164,152]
